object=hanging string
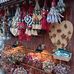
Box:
[51,0,56,7]
[35,0,40,10]
[44,0,47,8]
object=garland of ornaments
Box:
[0,0,66,41]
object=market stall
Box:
[0,0,73,74]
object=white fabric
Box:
[47,7,64,23]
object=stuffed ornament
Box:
[32,0,42,30]
[13,67,27,74]
[56,0,65,13]
[24,14,33,28]
[10,5,20,36]
[41,0,49,31]
[17,22,27,41]
[17,1,32,41]
[24,14,33,38]
[24,0,38,37]
[24,0,34,28]
[47,0,64,23]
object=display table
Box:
[1,46,58,74]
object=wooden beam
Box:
[0,0,23,8]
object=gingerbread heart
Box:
[49,20,73,49]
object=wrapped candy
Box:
[33,59,42,69]
[56,0,65,13]
[53,48,72,61]
[2,46,26,64]
[54,64,70,74]
[13,67,27,74]
[43,60,55,73]
[47,0,64,23]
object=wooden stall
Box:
[0,0,74,74]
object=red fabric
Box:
[0,9,5,17]
[18,1,33,42]
[18,22,26,41]
[41,17,49,32]
[18,22,31,41]
[20,2,28,19]
[28,5,34,16]
[41,9,49,32]
[25,34,32,41]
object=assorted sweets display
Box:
[1,43,72,74]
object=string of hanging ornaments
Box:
[0,0,66,42]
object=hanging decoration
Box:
[10,5,20,37]
[41,0,49,31]
[49,20,73,49]
[47,0,64,23]
[56,0,65,13]
[5,7,11,39]
[17,1,30,42]
[24,0,38,37]
[24,14,33,28]
[1,7,10,40]
[24,5,33,39]
[32,0,42,30]
[24,0,33,28]
[17,22,26,41]
[54,64,70,74]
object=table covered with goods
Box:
[0,45,71,74]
